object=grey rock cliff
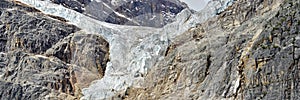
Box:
[0,1,109,99]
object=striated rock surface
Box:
[0,51,77,99]
[0,1,79,54]
[1,0,299,99]
[122,0,300,99]
[0,1,109,99]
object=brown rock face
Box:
[0,0,109,99]
[121,0,300,99]
[45,32,110,96]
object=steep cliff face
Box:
[0,1,109,99]
[49,0,187,27]
[1,0,299,99]
[121,0,300,99]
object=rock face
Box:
[121,0,300,99]
[0,1,79,54]
[45,32,110,90]
[50,0,187,27]
[0,1,109,99]
[1,0,300,99]
[1,51,76,99]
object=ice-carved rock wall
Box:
[15,0,234,99]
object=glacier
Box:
[15,0,234,99]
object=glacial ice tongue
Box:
[15,0,234,99]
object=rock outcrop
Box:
[0,1,79,54]
[119,0,300,99]
[45,31,110,91]
[0,1,109,99]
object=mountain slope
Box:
[121,0,300,99]
[0,0,299,99]
[49,0,188,27]
[0,1,109,99]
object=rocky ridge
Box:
[49,0,188,28]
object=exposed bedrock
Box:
[0,1,110,99]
